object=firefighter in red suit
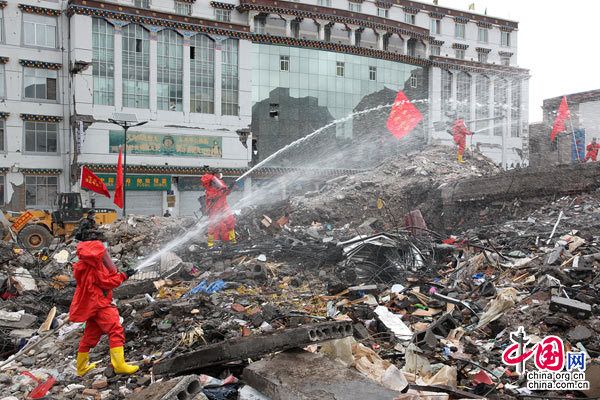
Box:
[201,169,236,248]
[584,138,600,162]
[69,241,138,376]
[452,118,473,163]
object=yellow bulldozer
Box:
[1,193,118,251]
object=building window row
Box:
[24,68,57,101]
[92,20,239,116]
[26,175,57,208]
[441,71,521,137]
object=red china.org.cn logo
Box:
[502,326,590,391]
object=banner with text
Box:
[109,131,223,158]
[97,174,171,191]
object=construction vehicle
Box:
[1,193,118,251]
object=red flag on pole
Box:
[113,146,124,209]
[80,166,110,198]
[550,96,570,142]
[386,91,423,139]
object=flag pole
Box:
[564,97,580,162]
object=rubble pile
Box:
[2,152,600,399]
[289,145,500,228]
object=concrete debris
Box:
[3,147,600,399]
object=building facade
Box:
[0,0,529,216]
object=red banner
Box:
[386,91,423,139]
[81,166,110,198]
[550,96,570,142]
[113,147,124,209]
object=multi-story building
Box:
[0,0,529,216]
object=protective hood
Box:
[201,173,214,189]
[75,240,106,269]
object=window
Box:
[441,70,452,117]
[175,1,192,16]
[280,55,289,71]
[511,79,521,137]
[383,34,389,51]
[157,30,183,111]
[410,74,418,88]
[254,17,266,34]
[407,40,416,56]
[377,8,389,18]
[0,9,4,43]
[369,66,376,81]
[24,121,58,153]
[455,49,465,60]
[23,13,57,48]
[221,39,239,116]
[501,56,511,66]
[405,13,416,25]
[0,65,5,98]
[215,9,231,22]
[92,18,114,106]
[354,30,361,47]
[324,25,331,42]
[24,68,57,101]
[122,24,149,109]
[0,121,4,152]
[494,78,508,136]
[456,72,471,119]
[431,19,441,34]
[336,61,345,77]
[477,52,488,63]
[431,45,441,56]
[291,20,300,38]
[0,176,4,205]
[348,2,361,12]
[134,0,150,7]
[25,176,58,208]
[318,0,332,6]
[190,34,214,114]
[475,75,490,134]
[501,31,511,47]
[454,22,465,39]
[478,27,488,43]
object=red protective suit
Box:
[584,142,600,162]
[69,241,128,352]
[452,119,472,157]
[201,173,236,243]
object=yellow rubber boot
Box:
[76,352,96,377]
[109,346,139,375]
[207,234,215,248]
[457,153,465,163]
[228,229,236,243]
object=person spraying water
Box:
[200,167,236,248]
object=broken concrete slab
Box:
[128,374,201,400]
[243,350,401,400]
[153,321,353,376]
[113,279,161,299]
[549,296,592,319]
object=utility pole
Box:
[108,114,147,218]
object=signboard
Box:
[176,176,243,191]
[12,211,34,232]
[109,131,223,158]
[97,174,171,191]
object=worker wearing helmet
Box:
[200,168,236,248]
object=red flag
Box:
[113,147,124,209]
[550,96,570,142]
[386,91,423,139]
[81,166,110,198]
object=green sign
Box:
[109,130,223,158]
[97,174,171,191]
